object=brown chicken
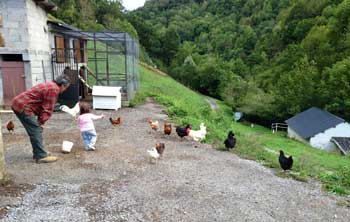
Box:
[6,120,14,134]
[164,123,172,135]
[155,143,165,158]
[109,117,121,126]
[148,119,159,131]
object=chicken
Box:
[147,147,160,164]
[109,117,121,126]
[60,102,80,118]
[6,120,14,134]
[176,124,191,139]
[224,131,236,150]
[148,119,160,131]
[155,143,165,158]
[189,123,207,142]
[279,150,293,171]
[164,123,172,135]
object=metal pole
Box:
[42,60,47,83]
[106,43,109,86]
[0,116,6,181]
[124,33,128,99]
[94,32,98,84]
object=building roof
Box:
[48,20,135,41]
[48,19,81,32]
[331,137,350,155]
[34,0,57,12]
[285,107,345,139]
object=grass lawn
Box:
[132,65,350,196]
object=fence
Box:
[51,31,139,103]
[271,123,288,133]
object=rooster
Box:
[279,150,293,171]
[109,117,121,126]
[164,123,172,135]
[224,131,236,150]
[147,147,160,164]
[6,120,14,134]
[189,123,207,142]
[60,102,80,118]
[148,119,160,131]
[176,124,191,139]
[155,143,165,159]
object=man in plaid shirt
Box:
[12,75,70,163]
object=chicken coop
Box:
[92,86,122,110]
[50,22,140,106]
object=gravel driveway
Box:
[0,101,349,221]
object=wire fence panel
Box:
[51,31,139,104]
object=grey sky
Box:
[122,0,146,11]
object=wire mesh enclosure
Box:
[51,30,139,104]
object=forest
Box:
[51,0,350,125]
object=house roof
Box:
[34,0,57,12]
[331,137,350,155]
[48,20,81,32]
[285,107,345,139]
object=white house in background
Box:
[285,107,350,153]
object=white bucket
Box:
[62,140,74,153]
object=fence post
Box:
[0,116,6,181]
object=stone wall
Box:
[26,0,52,84]
[0,0,29,52]
[0,0,53,88]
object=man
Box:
[11,75,70,163]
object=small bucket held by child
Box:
[62,140,74,153]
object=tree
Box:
[320,58,350,117]
[273,57,319,118]
[162,28,181,65]
[129,0,350,121]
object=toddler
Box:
[77,102,105,151]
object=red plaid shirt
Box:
[11,82,60,125]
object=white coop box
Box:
[92,86,122,110]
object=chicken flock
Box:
[3,101,294,170]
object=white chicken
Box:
[147,147,160,164]
[59,102,80,118]
[189,122,207,142]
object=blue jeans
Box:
[13,110,47,160]
[81,130,97,150]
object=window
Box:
[74,39,85,63]
[54,35,65,63]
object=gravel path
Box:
[0,101,349,221]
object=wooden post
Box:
[0,116,6,181]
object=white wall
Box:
[287,127,308,143]
[310,122,350,151]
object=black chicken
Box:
[176,124,191,138]
[224,131,236,150]
[279,150,293,171]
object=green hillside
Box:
[133,65,350,195]
[128,0,350,124]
